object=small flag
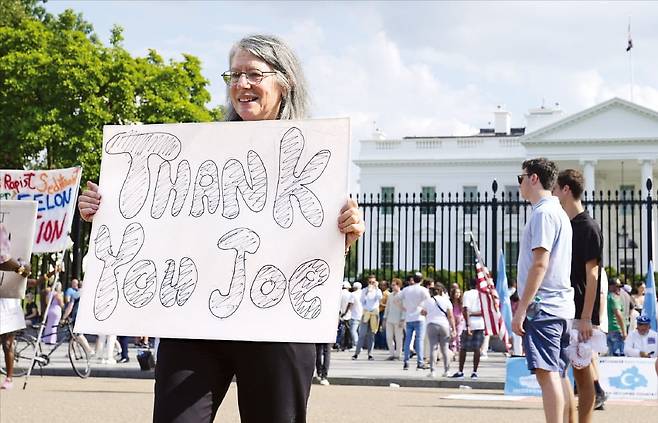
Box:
[626,20,633,52]
[642,261,657,332]
[496,250,513,337]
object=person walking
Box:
[0,223,32,390]
[607,279,627,356]
[398,272,430,370]
[384,278,405,360]
[349,282,364,351]
[421,283,456,377]
[449,286,464,356]
[315,343,331,385]
[452,278,485,379]
[353,275,382,360]
[338,281,354,351]
[553,168,604,423]
[512,158,574,423]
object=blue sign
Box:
[504,357,574,396]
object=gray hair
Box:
[225,34,309,121]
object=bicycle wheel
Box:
[0,334,36,377]
[68,337,91,378]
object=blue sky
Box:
[46,1,658,144]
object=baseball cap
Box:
[353,282,362,290]
[636,315,651,325]
[342,281,351,289]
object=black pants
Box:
[117,336,130,360]
[314,343,331,378]
[153,339,316,423]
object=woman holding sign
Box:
[78,34,364,422]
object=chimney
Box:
[494,105,511,135]
[525,102,564,133]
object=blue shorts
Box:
[522,310,570,376]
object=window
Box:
[463,240,476,272]
[620,185,635,216]
[504,185,520,214]
[505,241,519,272]
[463,186,478,214]
[421,186,436,214]
[381,241,394,268]
[381,187,395,215]
[420,241,435,268]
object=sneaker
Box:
[427,370,436,378]
[416,363,427,370]
[319,378,330,386]
[403,362,409,370]
[118,357,130,363]
[351,354,358,360]
[313,375,321,382]
[480,352,489,360]
[386,356,396,361]
[451,371,464,379]
[0,378,13,390]
[368,355,374,361]
[410,351,417,359]
[470,372,478,380]
[594,391,608,410]
[442,371,450,377]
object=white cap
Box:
[353,282,362,290]
[342,281,351,289]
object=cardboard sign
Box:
[75,118,350,342]
[598,356,657,400]
[0,167,82,253]
[0,200,38,299]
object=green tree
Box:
[0,0,223,183]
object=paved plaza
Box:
[13,342,507,389]
[2,376,657,423]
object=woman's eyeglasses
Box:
[221,70,277,86]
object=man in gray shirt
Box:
[512,158,574,423]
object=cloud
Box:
[286,26,489,142]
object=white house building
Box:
[353,97,658,282]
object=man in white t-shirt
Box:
[338,282,354,350]
[451,278,485,379]
[398,272,430,370]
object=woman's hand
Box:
[78,181,101,222]
[338,198,365,253]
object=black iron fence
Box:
[34,179,657,294]
[344,179,657,290]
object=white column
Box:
[640,159,655,196]
[579,159,597,198]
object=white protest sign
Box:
[598,356,658,400]
[75,118,350,342]
[0,167,82,253]
[0,200,38,299]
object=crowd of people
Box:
[330,272,496,381]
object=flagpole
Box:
[628,16,634,102]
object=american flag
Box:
[475,259,510,350]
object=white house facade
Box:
[353,98,658,283]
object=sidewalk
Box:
[20,342,507,389]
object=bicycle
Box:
[0,319,91,378]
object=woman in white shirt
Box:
[421,283,456,377]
